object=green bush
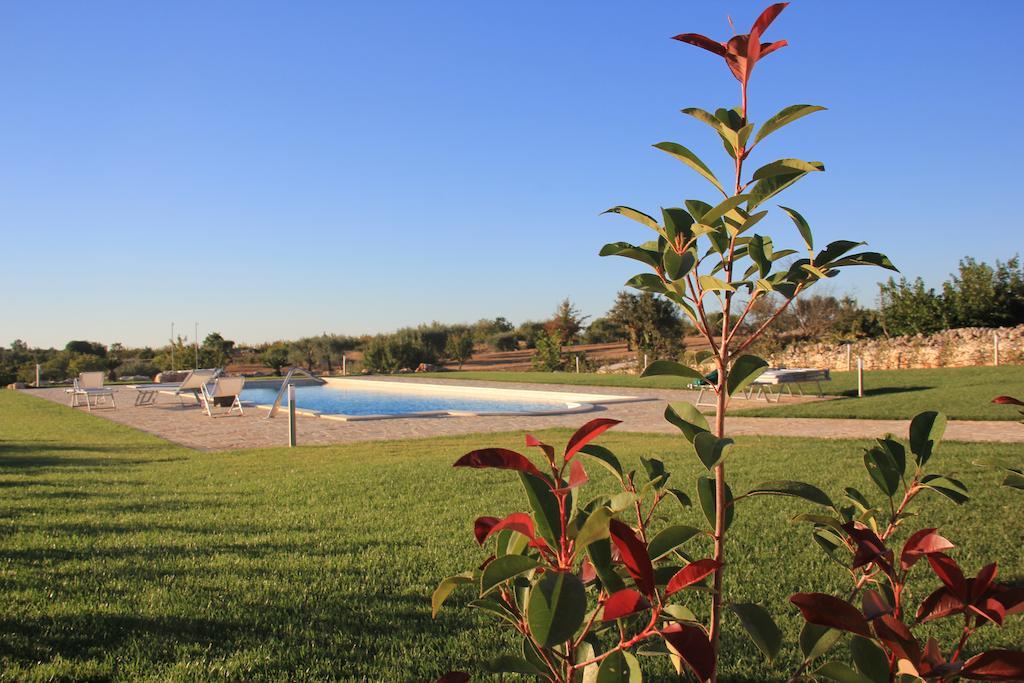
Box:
[487,331,518,352]
[531,331,565,372]
[116,360,159,379]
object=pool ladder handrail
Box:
[265,367,326,419]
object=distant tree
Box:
[65,340,106,357]
[515,321,546,349]
[584,316,627,344]
[472,317,514,343]
[201,332,235,368]
[545,298,589,345]
[531,330,565,372]
[943,256,1024,328]
[878,277,946,337]
[607,292,685,361]
[445,332,475,369]
[288,338,318,371]
[487,332,518,352]
[362,335,399,374]
[259,344,290,376]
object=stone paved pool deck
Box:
[22,376,1024,451]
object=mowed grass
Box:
[0,391,1022,681]
[419,365,1024,421]
[733,365,1024,421]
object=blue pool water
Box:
[239,384,567,416]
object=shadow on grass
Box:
[834,385,931,398]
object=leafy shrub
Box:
[487,332,518,352]
[531,331,565,372]
[445,332,474,369]
[115,360,159,379]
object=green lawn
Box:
[1,390,1021,681]
[417,366,1024,421]
[732,365,1024,421]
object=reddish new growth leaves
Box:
[917,554,1024,627]
[453,448,543,478]
[666,559,722,597]
[601,589,650,622]
[789,592,872,638]
[608,519,655,597]
[673,2,788,90]
[563,418,621,463]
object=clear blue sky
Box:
[3,1,1021,348]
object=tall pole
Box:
[287,384,296,447]
[170,322,175,371]
[994,332,1000,367]
[857,357,864,398]
[845,343,852,372]
[194,322,199,369]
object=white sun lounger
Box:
[67,371,116,410]
[745,368,831,402]
[131,368,222,407]
[200,376,245,417]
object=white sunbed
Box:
[745,367,831,402]
[200,376,245,417]
[131,368,222,407]
[67,371,116,411]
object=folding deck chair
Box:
[200,376,245,417]
[68,371,116,410]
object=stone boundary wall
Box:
[767,325,1024,371]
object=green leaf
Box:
[747,234,772,277]
[850,636,890,683]
[920,474,969,505]
[663,248,696,281]
[662,207,696,243]
[693,432,734,470]
[662,603,698,624]
[602,206,661,232]
[730,603,783,662]
[698,274,735,293]
[599,242,661,269]
[667,488,692,508]
[647,525,701,561]
[486,655,546,676]
[469,597,521,627]
[744,480,834,507]
[480,555,539,596]
[747,163,824,210]
[701,194,751,224]
[779,205,814,253]
[1003,471,1024,490]
[579,444,624,482]
[574,506,615,550]
[681,106,733,140]
[640,457,669,489]
[828,252,899,272]
[624,273,668,295]
[752,158,825,181]
[874,437,907,478]
[812,527,850,566]
[727,355,768,396]
[814,661,873,683]
[520,472,562,547]
[641,360,704,382]
[432,571,474,617]
[864,448,901,498]
[653,141,726,195]
[697,475,734,531]
[753,104,827,145]
[800,622,842,660]
[588,538,626,593]
[527,570,587,647]
[909,411,947,467]
[664,402,710,443]
[596,649,642,682]
[792,513,846,535]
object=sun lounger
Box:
[200,376,245,417]
[67,371,116,410]
[130,368,221,407]
[745,367,830,402]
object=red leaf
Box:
[916,585,964,623]
[602,588,651,621]
[928,553,967,599]
[843,522,893,573]
[563,418,620,463]
[474,516,499,545]
[969,595,1007,626]
[971,563,998,602]
[525,433,555,464]
[581,557,596,584]
[749,2,788,42]
[454,448,542,478]
[873,614,921,665]
[671,32,728,57]
[862,589,893,620]
[435,673,470,683]
[992,395,1024,406]
[480,512,536,545]
[759,39,788,58]
[993,586,1024,615]
[662,622,714,683]
[790,593,872,638]
[608,519,655,597]
[901,528,954,571]
[568,459,589,489]
[962,650,1024,681]
[665,559,722,597]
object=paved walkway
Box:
[22,377,1024,451]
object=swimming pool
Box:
[240,378,639,421]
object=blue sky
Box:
[2,1,1021,348]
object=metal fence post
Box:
[342,354,347,376]
[35,364,41,387]
[575,355,580,373]
[994,333,1000,366]
[857,357,864,398]
[288,384,296,447]
[846,343,852,372]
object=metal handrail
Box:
[265,367,326,418]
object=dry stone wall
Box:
[767,325,1024,371]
